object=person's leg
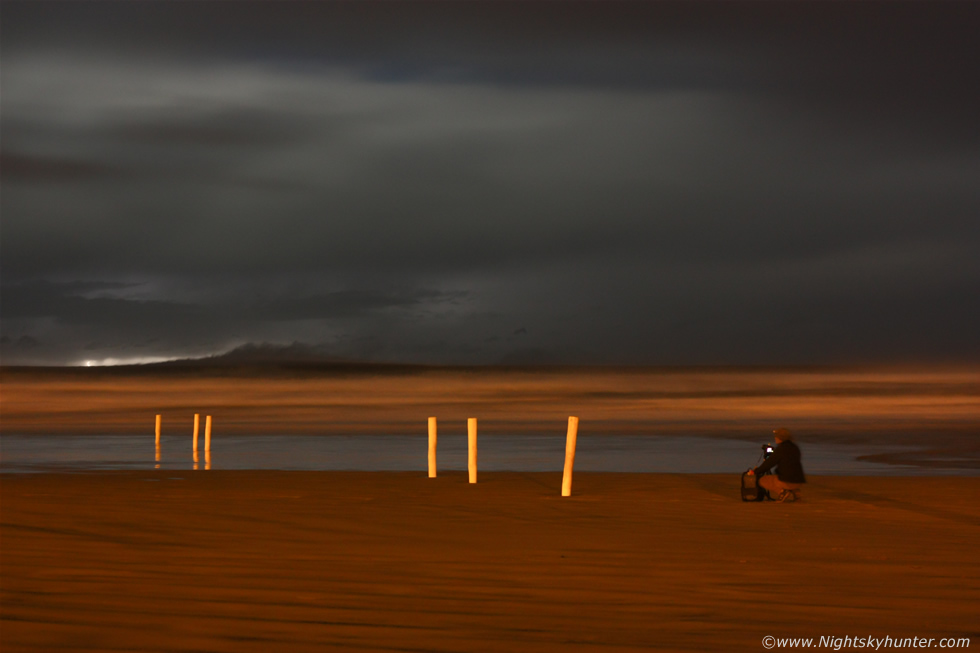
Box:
[758,475,780,499]
[759,476,802,501]
[780,482,802,501]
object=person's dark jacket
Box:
[754,440,806,483]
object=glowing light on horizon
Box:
[75,356,184,367]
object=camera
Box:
[762,443,775,459]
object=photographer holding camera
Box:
[747,428,806,501]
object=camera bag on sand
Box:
[741,472,766,502]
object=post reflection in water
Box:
[0,434,969,476]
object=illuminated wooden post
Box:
[561,416,579,497]
[193,413,200,467]
[427,417,437,478]
[204,415,212,470]
[467,418,477,484]
[155,414,161,465]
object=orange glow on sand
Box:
[2,367,976,437]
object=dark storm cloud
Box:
[1,280,206,327]
[0,277,469,365]
[114,111,303,149]
[1,151,126,183]
[251,289,468,321]
[1,1,978,365]
[5,1,976,125]
[2,280,461,326]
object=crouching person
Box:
[747,428,806,501]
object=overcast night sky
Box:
[1,1,978,367]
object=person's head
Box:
[773,428,793,443]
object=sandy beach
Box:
[2,366,977,438]
[3,366,978,650]
[4,366,978,472]
[2,471,978,652]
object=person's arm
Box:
[753,444,784,476]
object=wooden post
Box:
[562,416,579,497]
[155,414,161,465]
[467,418,478,484]
[204,415,212,470]
[428,417,437,478]
[192,413,200,467]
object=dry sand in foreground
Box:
[2,472,978,652]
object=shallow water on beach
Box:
[0,434,973,475]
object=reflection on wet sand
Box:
[2,433,975,475]
[2,367,976,439]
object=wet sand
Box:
[5,366,978,471]
[2,366,977,438]
[2,472,978,652]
